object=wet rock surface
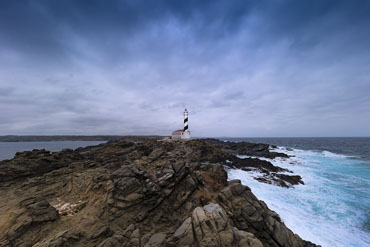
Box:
[203,138,289,159]
[0,139,317,246]
[202,139,303,188]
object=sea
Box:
[0,138,369,247]
[222,137,370,247]
[0,141,105,161]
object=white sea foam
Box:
[228,147,370,247]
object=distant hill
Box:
[0,135,165,142]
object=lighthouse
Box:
[182,109,191,139]
[184,108,189,131]
[171,109,191,140]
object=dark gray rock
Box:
[0,139,319,247]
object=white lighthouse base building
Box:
[182,130,191,139]
[171,129,191,140]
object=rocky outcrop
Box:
[0,148,84,183]
[0,139,318,246]
[170,202,264,247]
[0,197,59,246]
[197,139,304,188]
[217,180,315,247]
[203,138,289,159]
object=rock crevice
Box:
[0,139,318,246]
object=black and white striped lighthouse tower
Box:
[171,108,191,140]
[182,108,191,139]
[184,108,189,131]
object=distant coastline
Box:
[0,135,165,142]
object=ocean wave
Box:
[229,146,370,247]
[273,146,356,160]
[320,150,350,158]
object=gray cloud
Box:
[0,0,370,137]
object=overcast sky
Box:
[1,0,370,137]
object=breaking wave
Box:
[228,147,370,247]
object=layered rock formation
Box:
[202,139,303,188]
[203,139,289,159]
[0,139,317,247]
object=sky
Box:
[1,0,370,137]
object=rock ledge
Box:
[0,139,318,247]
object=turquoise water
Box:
[228,147,370,247]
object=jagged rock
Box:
[218,181,312,247]
[129,228,141,246]
[2,197,59,246]
[33,230,81,247]
[255,173,304,188]
[144,232,167,247]
[173,217,193,245]
[88,225,112,239]
[0,149,83,182]
[19,197,59,223]
[170,203,264,247]
[203,138,289,159]
[0,139,319,247]
[232,228,263,247]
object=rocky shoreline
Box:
[0,138,318,247]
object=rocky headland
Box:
[0,138,317,247]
